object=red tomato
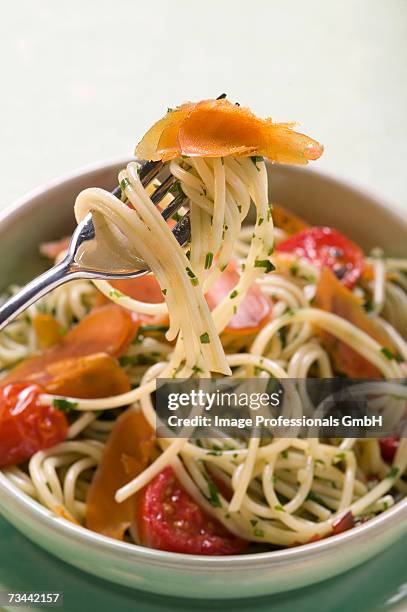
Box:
[137,466,248,555]
[276,227,364,288]
[0,382,68,467]
[379,437,399,463]
[332,511,354,535]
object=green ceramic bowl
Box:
[0,158,406,599]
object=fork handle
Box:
[0,259,78,332]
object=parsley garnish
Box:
[200,332,210,344]
[254,259,275,273]
[274,504,284,512]
[258,216,264,226]
[281,450,289,459]
[52,398,78,412]
[119,178,130,191]
[185,266,199,286]
[387,467,400,479]
[250,519,258,527]
[169,182,183,197]
[251,155,264,170]
[381,347,396,361]
[230,290,238,299]
[205,476,222,507]
[204,252,214,269]
[109,289,123,299]
[254,528,265,537]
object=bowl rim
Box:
[0,156,406,569]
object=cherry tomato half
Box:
[137,466,248,555]
[379,437,399,463]
[276,227,364,288]
[0,382,68,467]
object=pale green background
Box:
[0,0,406,213]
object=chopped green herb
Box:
[281,450,289,459]
[250,519,258,527]
[233,305,237,315]
[185,266,199,286]
[109,289,123,299]
[387,467,400,479]
[52,398,78,412]
[254,259,275,273]
[237,204,242,213]
[200,332,210,344]
[364,299,374,313]
[381,347,396,361]
[258,216,264,226]
[162,289,167,296]
[205,476,222,507]
[119,178,130,191]
[207,449,222,456]
[217,93,227,99]
[204,252,214,269]
[274,504,284,512]
[167,107,173,113]
[169,182,183,196]
[172,212,182,222]
[290,263,299,276]
[251,155,264,170]
[333,452,346,464]
[254,528,265,537]
[230,290,238,299]
[192,364,204,375]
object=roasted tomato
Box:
[272,204,309,235]
[44,353,131,398]
[331,511,355,535]
[87,409,155,540]
[136,98,323,164]
[137,466,248,555]
[314,268,397,378]
[277,227,364,288]
[379,437,399,463]
[3,304,139,386]
[0,382,68,467]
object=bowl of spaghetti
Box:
[0,99,406,599]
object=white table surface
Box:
[1,0,406,213]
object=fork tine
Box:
[150,174,175,205]
[112,160,163,199]
[162,193,186,221]
[110,159,191,247]
[172,214,191,246]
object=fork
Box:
[0,160,190,332]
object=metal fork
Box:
[0,160,190,332]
